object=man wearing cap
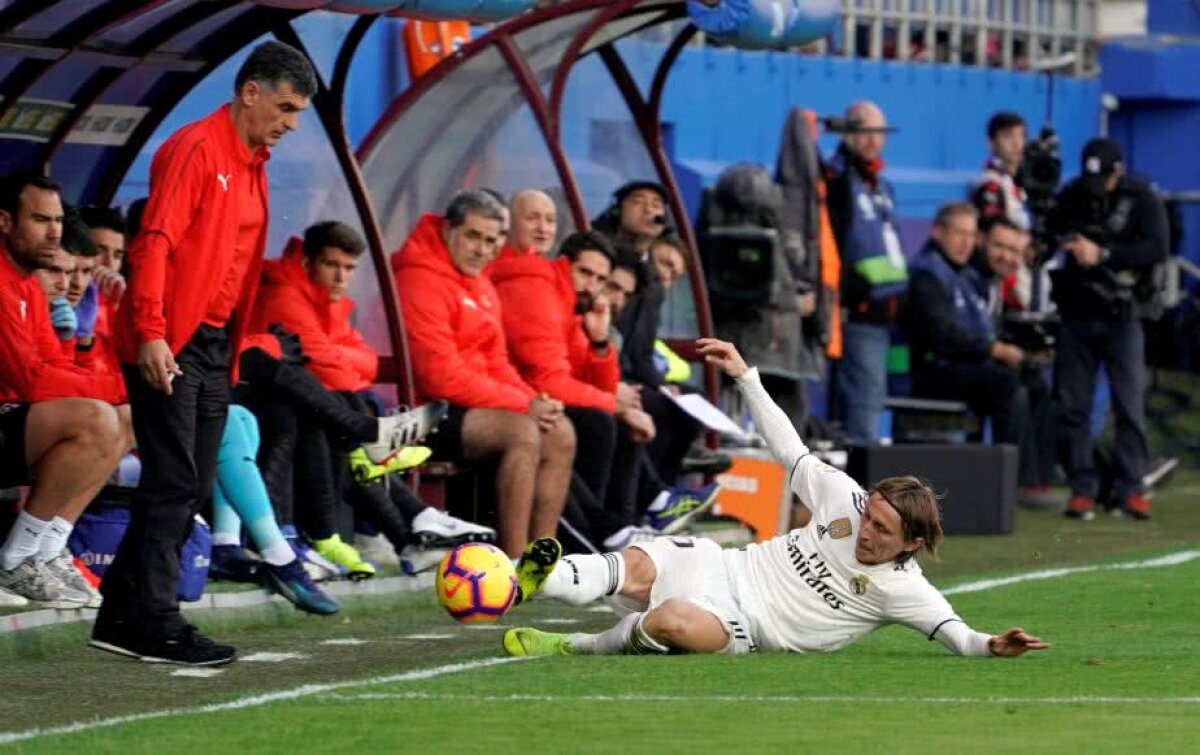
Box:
[824,101,906,446]
[1047,138,1169,521]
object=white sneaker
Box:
[0,585,28,607]
[353,533,399,568]
[399,545,449,576]
[0,557,89,608]
[44,555,102,608]
[602,525,659,551]
[361,401,449,464]
[411,507,496,547]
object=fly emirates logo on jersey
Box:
[785,535,844,611]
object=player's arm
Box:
[895,585,1049,658]
[697,337,808,465]
[697,337,861,516]
[932,620,1049,658]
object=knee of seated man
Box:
[74,399,123,446]
[545,415,577,456]
[488,412,541,455]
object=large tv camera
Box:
[1017,123,1063,257]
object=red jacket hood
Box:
[391,214,492,296]
[261,236,356,324]
[487,244,556,287]
[391,213,537,412]
[249,235,377,391]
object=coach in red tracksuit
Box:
[91,42,316,668]
[392,190,575,557]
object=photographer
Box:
[1048,139,1168,521]
[904,204,1051,508]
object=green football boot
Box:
[503,627,572,657]
[513,537,562,605]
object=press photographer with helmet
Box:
[1047,138,1169,521]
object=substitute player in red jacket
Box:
[0,174,129,610]
[491,229,658,547]
[392,190,574,557]
[92,41,317,668]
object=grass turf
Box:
[4,554,1197,754]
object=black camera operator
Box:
[1047,138,1169,521]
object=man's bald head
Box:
[509,189,558,256]
[844,100,888,164]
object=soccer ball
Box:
[435,543,518,623]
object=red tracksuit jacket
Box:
[391,214,536,412]
[489,248,619,412]
[249,237,378,392]
[0,247,125,404]
[115,104,269,373]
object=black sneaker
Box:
[90,618,237,666]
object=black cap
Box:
[613,180,667,206]
[1080,138,1123,192]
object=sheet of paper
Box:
[660,388,748,440]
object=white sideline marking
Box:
[399,633,456,640]
[942,550,1200,595]
[169,669,224,679]
[320,638,369,646]
[241,652,307,663]
[539,619,580,625]
[0,657,523,746]
[322,691,1200,706]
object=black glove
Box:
[269,323,310,366]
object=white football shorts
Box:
[625,536,758,654]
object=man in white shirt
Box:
[504,337,1048,659]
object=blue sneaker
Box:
[646,483,722,535]
[209,545,262,583]
[261,559,341,616]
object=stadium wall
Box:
[115,13,1102,261]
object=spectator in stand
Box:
[825,100,907,445]
[246,220,490,575]
[508,189,558,257]
[95,41,319,667]
[904,203,1050,507]
[0,173,128,609]
[972,111,1031,232]
[393,190,575,557]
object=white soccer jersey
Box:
[725,369,992,656]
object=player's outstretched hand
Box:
[988,627,1050,657]
[696,338,749,379]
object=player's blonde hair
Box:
[872,476,943,563]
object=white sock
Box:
[37,516,73,562]
[213,532,241,547]
[1,511,50,570]
[570,612,669,655]
[261,541,296,567]
[542,553,625,606]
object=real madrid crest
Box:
[849,574,871,596]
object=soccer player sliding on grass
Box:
[504,338,1050,658]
